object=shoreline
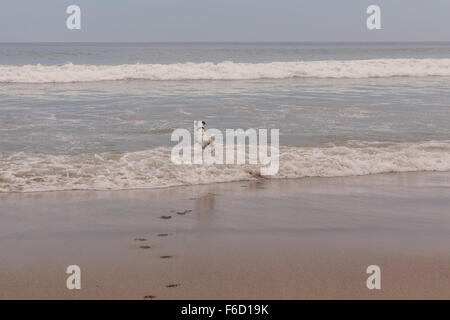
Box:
[1,171,449,299]
[1,167,450,195]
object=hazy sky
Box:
[0,0,449,42]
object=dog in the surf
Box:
[195,120,213,149]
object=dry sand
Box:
[0,172,449,299]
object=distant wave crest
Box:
[1,59,450,83]
[1,141,450,192]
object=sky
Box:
[0,0,449,42]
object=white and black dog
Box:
[195,120,213,149]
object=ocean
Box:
[1,42,449,192]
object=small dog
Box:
[195,120,213,149]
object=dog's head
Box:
[196,120,206,130]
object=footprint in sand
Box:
[144,295,156,300]
[134,238,147,242]
[166,283,180,288]
[157,233,169,237]
[160,255,172,259]
[176,210,192,216]
[139,245,151,249]
[160,215,172,219]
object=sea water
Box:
[0,42,449,192]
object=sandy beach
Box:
[0,171,449,299]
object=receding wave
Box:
[1,59,450,83]
[1,141,450,192]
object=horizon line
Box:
[1,40,450,44]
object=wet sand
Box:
[0,172,449,299]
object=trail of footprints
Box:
[134,206,194,300]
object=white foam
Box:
[1,59,450,83]
[1,141,450,193]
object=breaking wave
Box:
[1,141,450,192]
[1,59,450,83]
